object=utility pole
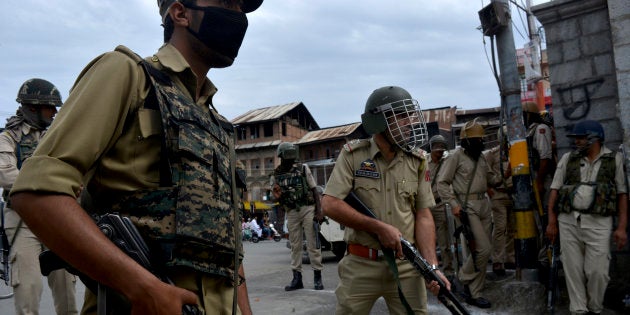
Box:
[480,0,539,272]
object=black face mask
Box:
[184,4,248,62]
[462,138,485,160]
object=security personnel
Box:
[9,1,264,314]
[546,120,627,315]
[0,78,77,315]
[426,135,454,278]
[322,86,448,314]
[484,126,515,276]
[437,119,500,309]
[270,142,324,291]
[523,101,554,209]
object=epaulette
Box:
[343,138,370,152]
[114,45,144,64]
[408,147,427,160]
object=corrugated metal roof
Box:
[296,122,362,145]
[235,140,282,150]
[231,102,302,124]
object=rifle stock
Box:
[0,201,8,285]
[547,241,559,314]
[344,192,470,315]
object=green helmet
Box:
[361,86,428,152]
[277,142,297,160]
[429,135,447,152]
[16,78,62,107]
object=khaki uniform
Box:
[324,138,435,314]
[11,44,242,315]
[484,146,515,267]
[550,146,627,314]
[270,163,323,273]
[427,154,454,276]
[436,148,499,299]
[528,122,554,206]
[0,123,77,315]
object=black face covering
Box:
[184,4,248,61]
[462,138,485,160]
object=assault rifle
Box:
[40,213,200,315]
[454,209,478,272]
[546,241,560,314]
[444,203,460,273]
[344,192,470,315]
[0,200,9,286]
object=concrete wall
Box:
[533,0,621,155]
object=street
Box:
[0,240,626,314]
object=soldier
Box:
[484,126,515,276]
[437,119,500,309]
[322,86,448,314]
[270,142,324,291]
[523,101,555,210]
[9,1,264,314]
[426,135,455,279]
[546,120,628,315]
[0,78,78,315]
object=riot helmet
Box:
[429,135,447,152]
[459,118,485,159]
[459,119,485,139]
[277,142,298,161]
[567,120,604,153]
[361,86,428,152]
[16,78,62,129]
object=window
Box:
[265,158,274,172]
[281,123,287,136]
[251,158,260,175]
[263,122,273,137]
[250,125,259,139]
[237,127,246,141]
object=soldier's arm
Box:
[237,264,252,315]
[11,192,198,314]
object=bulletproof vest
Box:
[274,164,314,209]
[1,127,40,203]
[557,151,617,216]
[94,60,240,281]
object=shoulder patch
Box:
[343,138,370,152]
[539,128,546,134]
[355,159,380,178]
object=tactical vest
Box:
[273,164,314,209]
[89,55,240,282]
[557,152,617,216]
[1,127,40,203]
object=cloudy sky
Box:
[1,0,550,128]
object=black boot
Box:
[285,270,304,291]
[314,270,324,290]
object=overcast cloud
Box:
[1,0,550,128]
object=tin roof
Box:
[231,102,302,124]
[295,122,363,145]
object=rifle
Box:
[313,219,321,249]
[344,192,470,315]
[40,213,200,315]
[546,241,560,314]
[454,209,478,272]
[0,200,9,286]
[444,203,460,274]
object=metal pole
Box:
[492,0,539,270]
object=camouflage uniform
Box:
[0,122,77,315]
[550,146,627,314]
[324,138,435,314]
[11,44,243,315]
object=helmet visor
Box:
[376,99,428,152]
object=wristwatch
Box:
[430,264,439,271]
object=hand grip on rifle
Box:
[343,191,470,315]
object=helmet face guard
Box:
[371,98,428,152]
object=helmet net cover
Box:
[277,142,298,160]
[371,98,428,153]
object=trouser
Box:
[430,203,454,275]
[335,253,428,315]
[558,213,611,314]
[7,225,78,315]
[490,195,515,265]
[457,199,492,299]
[287,204,323,272]
[81,266,241,315]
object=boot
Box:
[314,270,324,290]
[285,270,304,291]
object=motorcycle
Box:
[252,223,282,243]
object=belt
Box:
[495,187,513,194]
[457,192,488,200]
[347,244,381,261]
[434,197,442,204]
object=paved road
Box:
[0,240,626,314]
